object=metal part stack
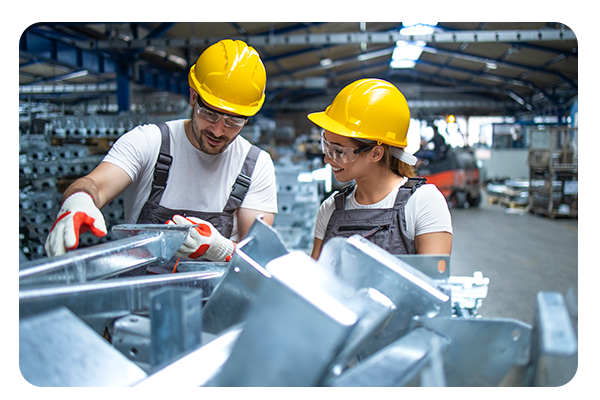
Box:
[272,162,322,252]
[19,218,577,387]
[19,132,125,260]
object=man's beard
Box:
[190,118,233,155]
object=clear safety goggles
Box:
[320,132,375,164]
[196,100,248,128]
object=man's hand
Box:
[44,192,107,257]
[167,215,235,262]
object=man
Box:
[44,39,278,273]
[415,125,448,163]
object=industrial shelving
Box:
[527,126,578,219]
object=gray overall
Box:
[125,122,261,275]
[322,178,426,255]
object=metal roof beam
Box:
[19,82,118,94]
[71,29,576,51]
[423,45,577,89]
[414,54,566,109]
[20,30,117,75]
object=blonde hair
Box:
[380,144,415,178]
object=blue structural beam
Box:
[20,27,190,109]
[117,63,130,113]
[20,29,117,76]
[137,66,189,98]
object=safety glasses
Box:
[196,100,248,128]
[320,132,375,164]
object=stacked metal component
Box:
[19,132,125,260]
[272,162,322,252]
[19,218,577,387]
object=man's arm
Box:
[63,162,132,209]
[237,208,275,240]
[45,162,133,256]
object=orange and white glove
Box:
[44,192,107,257]
[167,215,235,262]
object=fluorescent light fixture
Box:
[508,91,525,105]
[320,58,333,67]
[62,70,89,80]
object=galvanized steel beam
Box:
[72,30,576,51]
[19,269,225,321]
[19,224,192,287]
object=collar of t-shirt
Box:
[347,177,409,209]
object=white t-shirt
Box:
[314,177,452,241]
[102,119,278,241]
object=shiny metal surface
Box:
[19,224,192,287]
[16,218,578,387]
[201,217,289,334]
[20,307,147,387]
[319,235,451,358]
[19,269,224,321]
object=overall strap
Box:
[404,177,427,191]
[223,145,262,213]
[393,177,427,206]
[147,123,173,204]
[333,184,356,210]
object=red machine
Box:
[416,147,481,208]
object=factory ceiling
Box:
[19,22,578,122]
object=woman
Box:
[307,78,452,260]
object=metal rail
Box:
[19,224,192,287]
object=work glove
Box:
[167,215,235,262]
[44,192,107,257]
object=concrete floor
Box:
[449,193,578,325]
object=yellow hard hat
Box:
[188,39,266,117]
[307,78,411,147]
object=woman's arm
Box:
[414,231,452,255]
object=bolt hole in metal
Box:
[129,347,138,357]
[437,260,446,273]
[511,329,522,341]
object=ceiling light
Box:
[390,60,416,69]
[393,41,425,60]
[400,22,438,36]
[486,62,498,69]
[402,21,438,27]
[320,58,333,67]
[508,91,525,105]
[61,70,89,81]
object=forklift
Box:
[414,122,481,208]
